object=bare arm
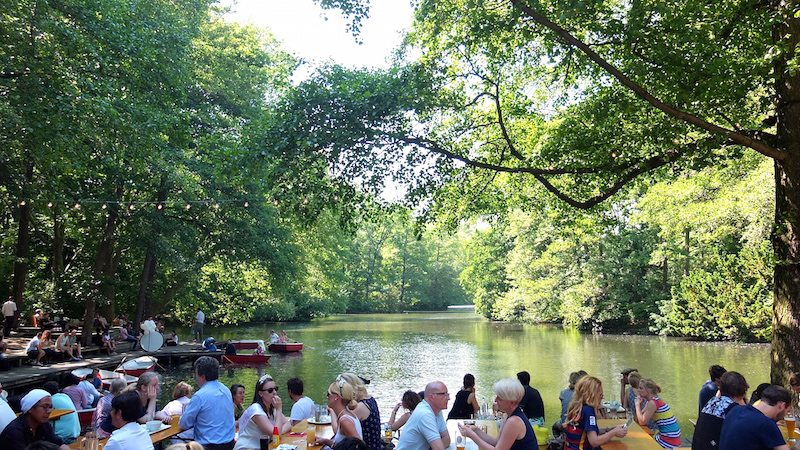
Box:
[635,397,655,425]
[353,402,371,421]
[468,392,480,414]
[586,426,628,447]
[390,412,410,431]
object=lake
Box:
[161,310,770,438]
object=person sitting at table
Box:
[0,389,70,449]
[559,371,586,423]
[337,373,381,450]
[234,374,291,450]
[79,370,104,407]
[165,330,179,346]
[43,381,79,444]
[517,371,545,425]
[63,375,90,410]
[160,381,194,443]
[313,376,363,449]
[288,377,316,425]
[692,371,748,450]
[396,381,450,450]
[389,390,422,431]
[458,377,538,450]
[332,436,369,450]
[750,382,772,405]
[180,356,235,450]
[230,384,246,421]
[699,365,727,414]
[165,442,205,450]
[718,384,793,450]
[104,391,155,450]
[636,378,682,448]
[93,378,127,438]
[448,373,480,420]
[129,371,170,424]
[563,376,627,450]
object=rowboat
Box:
[77,408,95,428]
[115,356,158,376]
[230,340,266,351]
[70,368,137,386]
[268,342,304,353]
[222,354,271,364]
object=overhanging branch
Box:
[508,0,785,161]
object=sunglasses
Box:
[262,387,278,393]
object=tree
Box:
[302,0,800,382]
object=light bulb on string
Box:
[128,203,135,210]
[47,202,53,208]
[157,203,163,210]
[213,203,220,210]
[19,200,26,206]
[101,203,107,210]
[74,202,81,209]
[185,204,192,210]
[244,201,249,207]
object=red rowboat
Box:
[268,342,304,353]
[230,340,265,351]
[77,408,95,428]
[222,354,271,364]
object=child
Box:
[101,327,116,354]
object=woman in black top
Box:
[448,373,480,419]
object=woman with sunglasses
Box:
[336,373,381,450]
[234,374,291,450]
[314,376,363,449]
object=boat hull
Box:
[115,356,157,376]
[223,354,271,364]
[268,343,304,353]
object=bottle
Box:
[273,425,281,446]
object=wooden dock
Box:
[0,343,221,394]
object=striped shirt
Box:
[651,396,681,448]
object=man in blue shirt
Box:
[397,381,451,450]
[719,385,792,450]
[179,356,235,450]
[699,365,726,414]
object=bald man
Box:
[397,381,451,450]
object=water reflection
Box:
[158,311,770,439]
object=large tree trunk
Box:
[11,161,34,309]
[81,186,122,346]
[770,4,800,385]
[52,206,65,304]
[134,180,167,326]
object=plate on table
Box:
[141,423,172,434]
[308,416,332,425]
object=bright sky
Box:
[222,0,414,72]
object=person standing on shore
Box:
[2,297,17,338]
[193,309,205,343]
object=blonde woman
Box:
[234,374,291,450]
[563,376,627,450]
[314,376,363,448]
[458,378,538,450]
[635,379,682,448]
[336,373,381,450]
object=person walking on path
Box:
[2,297,17,338]
[193,309,205,342]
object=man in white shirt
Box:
[105,391,154,450]
[288,377,316,425]
[2,297,16,338]
[193,309,205,342]
[79,372,104,407]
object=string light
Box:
[157,203,163,210]
[214,203,220,209]
[244,201,249,207]
[185,204,192,210]
[101,203,107,210]
[19,200,26,206]
[128,203,135,210]
[47,202,53,208]
[73,202,81,209]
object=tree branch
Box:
[508,0,785,161]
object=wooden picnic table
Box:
[598,419,664,450]
[15,408,74,421]
[68,415,183,449]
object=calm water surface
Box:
[161,311,770,438]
